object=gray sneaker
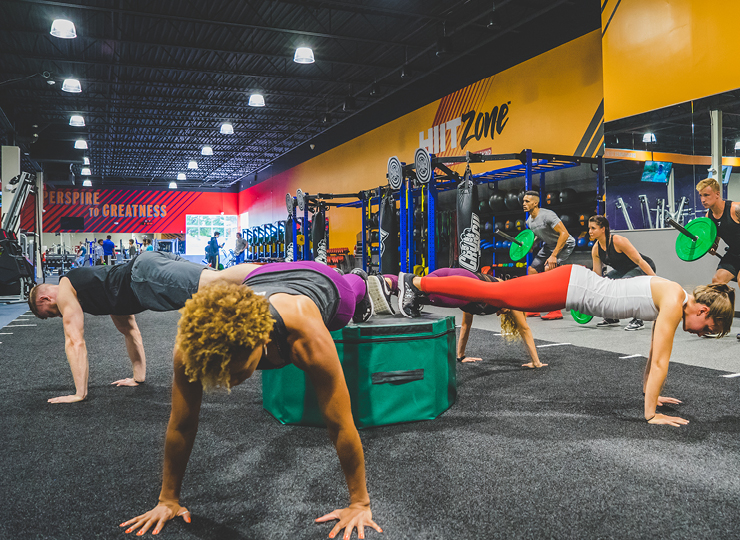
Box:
[398,272,422,318]
[624,318,644,331]
[596,318,620,327]
[367,275,395,315]
[350,268,374,323]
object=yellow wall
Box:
[240,30,604,250]
[602,0,740,122]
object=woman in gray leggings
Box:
[589,215,657,330]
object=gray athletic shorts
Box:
[530,238,575,273]
[130,251,207,311]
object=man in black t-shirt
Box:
[28,252,260,403]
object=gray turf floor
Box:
[1,306,739,539]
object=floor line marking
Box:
[0,332,13,335]
[721,373,740,378]
[619,354,644,359]
[5,324,37,327]
[537,343,571,348]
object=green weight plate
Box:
[570,309,593,324]
[675,217,717,262]
[509,229,535,261]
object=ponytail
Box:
[692,283,735,337]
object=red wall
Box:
[22,187,237,233]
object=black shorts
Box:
[717,251,740,279]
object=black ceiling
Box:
[0,0,600,190]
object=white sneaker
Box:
[624,318,644,331]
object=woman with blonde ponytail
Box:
[397,265,735,427]
[380,270,546,369]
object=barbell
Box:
[667,217,720,262]
[494,228,535,262]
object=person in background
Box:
[207,231,222,268]
[94,239,105,265]
[589,215,657,330]
[521,191,575,320]
[144,238,154,252]
[75,243,87,267]
[128,239,138,259]
[102,235,116,265]
[234,231,247,264]
[695,177,740,339]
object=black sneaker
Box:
[398,272,422,318]
[596,318,620,327]
[624,318,644,331]
[367,275,395,315]
[351,268,374,323]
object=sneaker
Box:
[540,310,563,320]
[525,312,541,317]
[398,272,422,318]
[624,318,644,331]
[350,269,374,323]
[596,318,620,327]
[367,274,395,315]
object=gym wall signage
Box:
[419,102,510,153]
[21,188,238,233]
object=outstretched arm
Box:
[545,221,570,270]
[644,305,688,426]
[283,296,381,539]
[457,312,481,362]
[591,244,602,276]
[510,310,546,368]
[110,314,146,386]
[49,296,88,403]
[121,347,202,535]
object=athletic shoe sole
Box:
[398,272,418,318]
[367,275,395,315]
[624,324,645,331]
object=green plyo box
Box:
[261,314,457,429]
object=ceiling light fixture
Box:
[370,81,380,97]
[177,173,186,180]
[50,19,77,39]
[293,47,315,64]
[69,115,85,127]
[642,133,656,143]
[735,141,740,151]
[74,139,87,149]
[62,78,82,93]
[220,122,234,134]
[248,93,265,107]
[201,145,213,156]
[81,167,91,176]
[169,181,178,189]
[188,160,198,169]
[82,179,92,187]
[83,157,90,165]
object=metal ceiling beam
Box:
[4,50,377,87]
[3,28,400,71]
[11,0,426,48]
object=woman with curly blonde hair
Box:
[377,270,545,368]
[122,261,382,539]
[397,264,735,427]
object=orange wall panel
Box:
[602,0,740,121]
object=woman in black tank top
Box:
[588,216,657,330]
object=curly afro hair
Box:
[177,281,274,391]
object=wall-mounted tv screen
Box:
[60,216,85,230]
[641,161,672,183]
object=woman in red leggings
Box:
[397,265,735,427]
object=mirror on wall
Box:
[603,89,740,231]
